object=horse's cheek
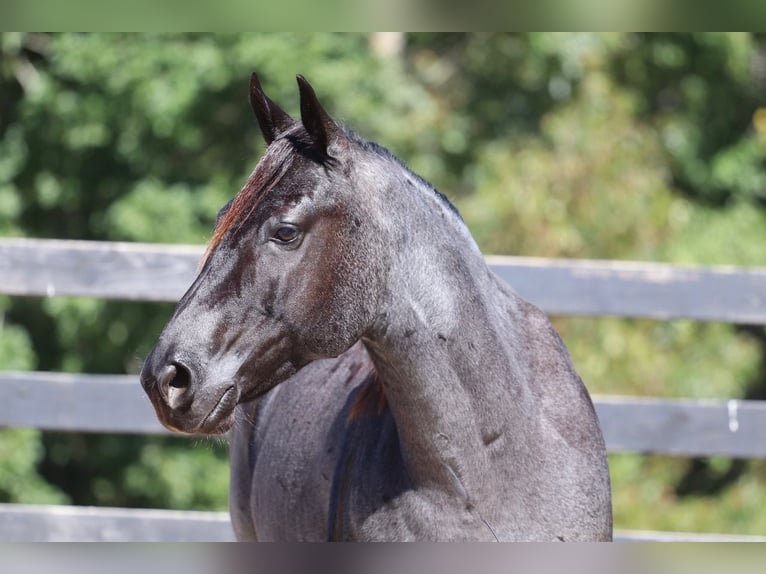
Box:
[283,277,360,359]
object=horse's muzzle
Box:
[140,351,238,435]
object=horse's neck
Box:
[362,234,532,502]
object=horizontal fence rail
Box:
[0,372,167,435]
[1,503,763,543]
[595,395,766,459]
[3,371,766,459]
[0,238,202,302]
[0,503,235,542]
[2,238,766,323]
[487,255,766,324]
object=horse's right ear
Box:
[249,72,295,145]
[296,74,340,157]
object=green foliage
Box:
[0,297,36,370]
[610,456,766,535]
[0,297,58,504]
[457,70,674,259]
[0,429,68,504]
[1,33,766,534]
[39,434,228,510]
[610,33,766,206]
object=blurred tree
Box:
[610,33,766,207]
[606,32,766,508]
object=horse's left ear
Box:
[296,75,340,156]
[250,72,295,145]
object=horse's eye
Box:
[272,225,300,244]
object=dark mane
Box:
[203,138,295,261]
[343,127,463,220]
[203,124,462,262]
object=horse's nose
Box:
[157,361,195,409]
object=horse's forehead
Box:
[205,147,341,258]
[273,153,325,195]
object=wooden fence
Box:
[1,238,766,541]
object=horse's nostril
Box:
[169,362,192,389]
[157,362,193,408]
[158,364,176,389]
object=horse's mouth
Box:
[197,385,238,434]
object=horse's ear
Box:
[296,75,340,156]
[249,72,295,145]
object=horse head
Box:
[140,74,389,434]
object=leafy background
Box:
[1,32,766,534]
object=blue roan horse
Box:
[140,74,612,541]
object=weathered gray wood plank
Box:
[0,238,201,302]
[487,254,766,324]
[2,371,766,458]
[0,371,169,434]
[594,396,766,458]
[2,238,766,323]
[613,529,766,542]
[0,503,234,542]
[0,503,761,542]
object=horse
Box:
[140,73,612,541]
